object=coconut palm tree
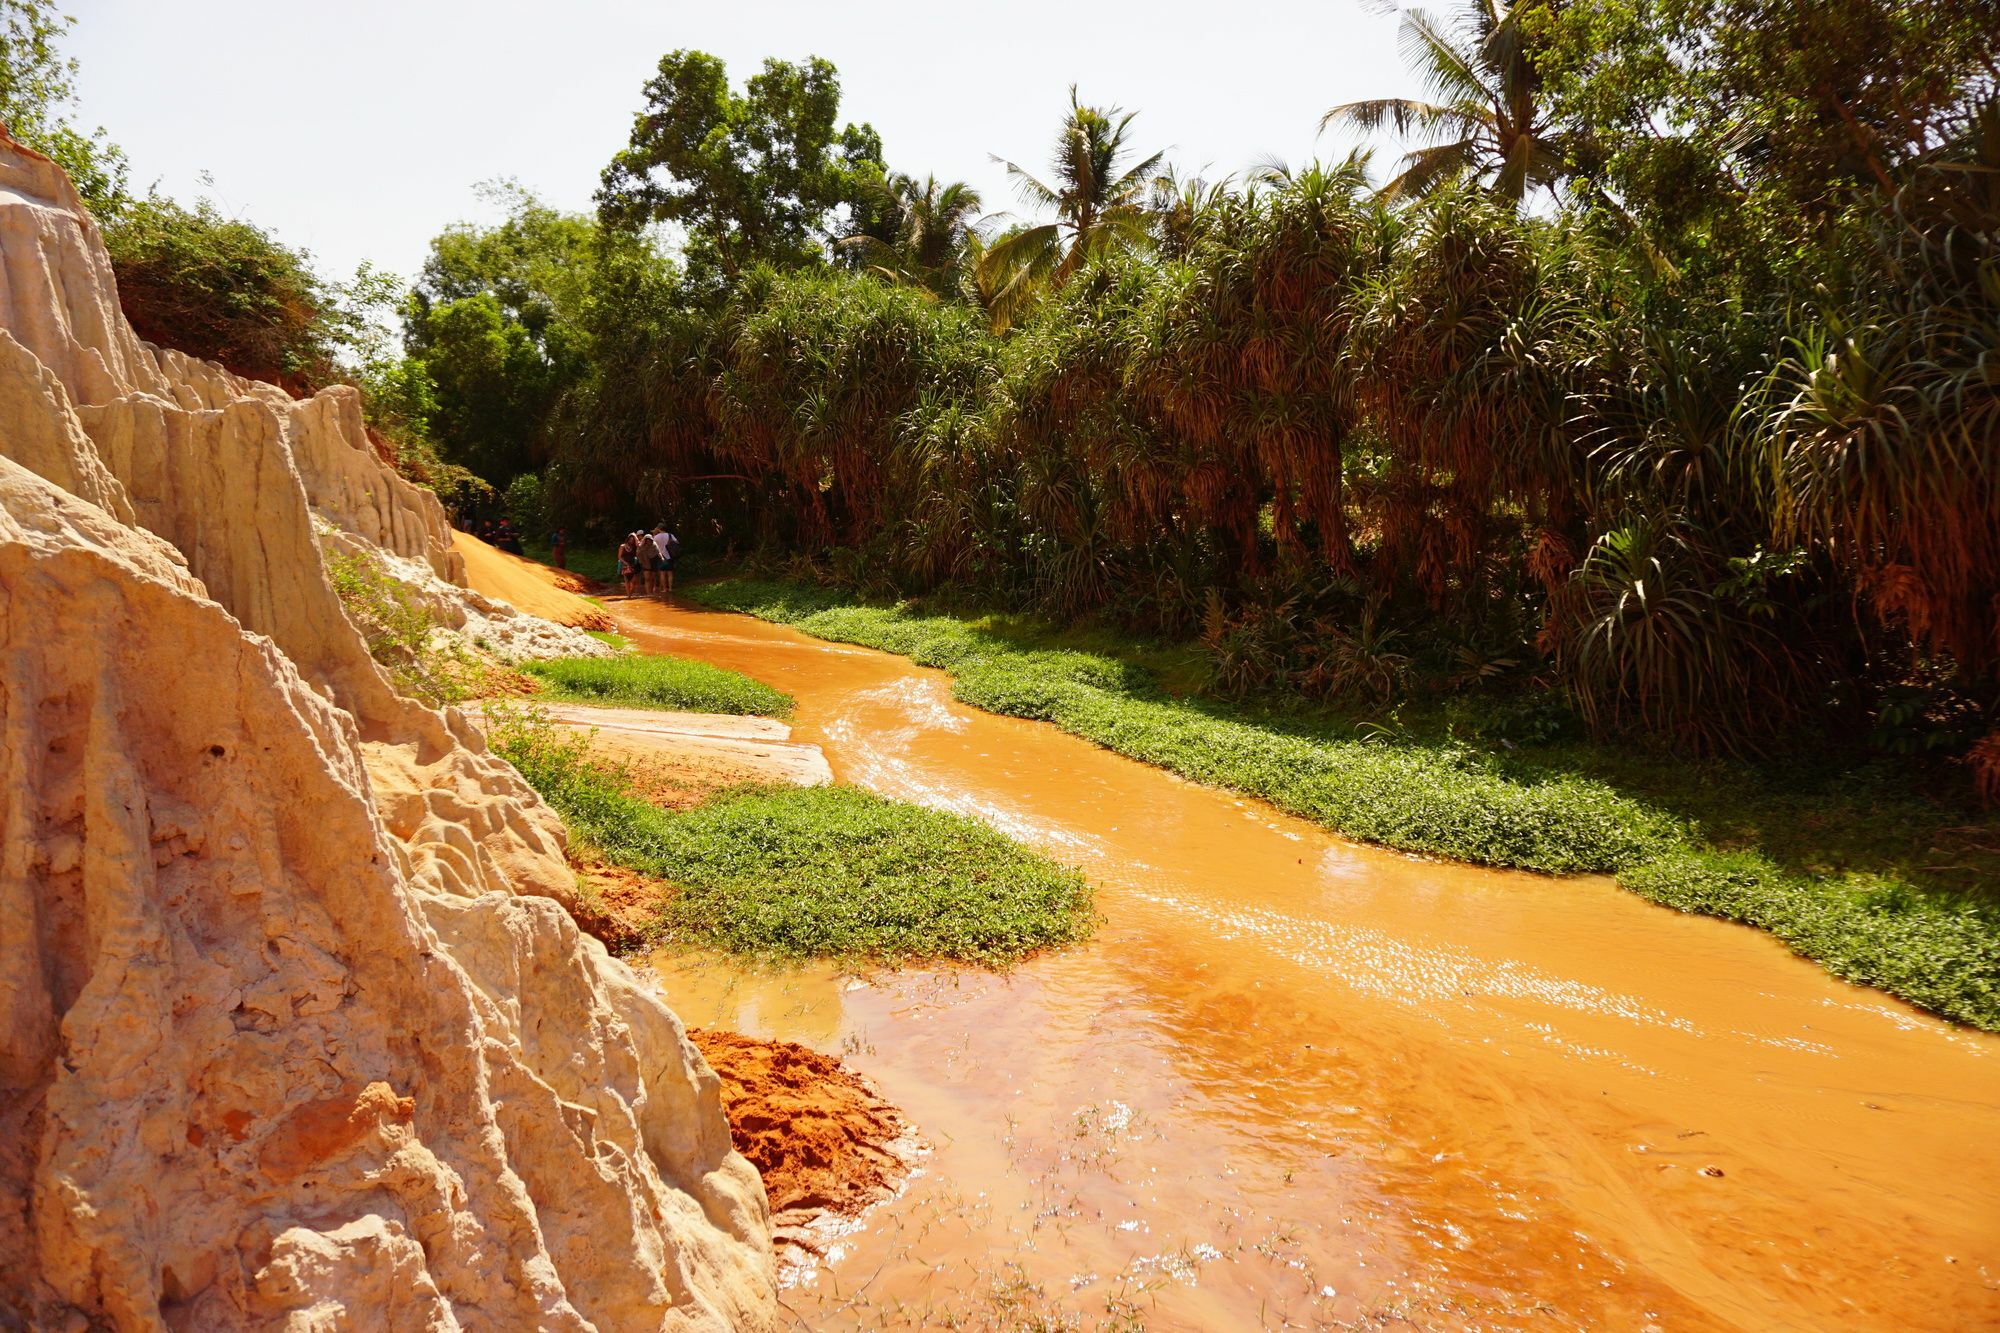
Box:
[839,173,984,297]
[980,87,1168,299]
[1323,0,1566,203]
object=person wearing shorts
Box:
[616,535,640,594]
[640,530,666,593]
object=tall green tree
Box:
[1323,0,1567,203]
[1530,0,1999,223]
[598,50,883,283]
[979,87,1167,318]
[405,186,674,485]
[0,0,125,214]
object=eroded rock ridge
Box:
[0,134,776,1330]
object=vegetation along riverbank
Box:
[689,575,2000,1029]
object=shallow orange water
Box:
[610,596,2000,1331]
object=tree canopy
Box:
[597,50,884,283]
[0,0,124,212]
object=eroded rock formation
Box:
[0,134,776,1329]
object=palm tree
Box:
[980,87,1167,299]
[839,173,984,297]
[1323,0,1565,203]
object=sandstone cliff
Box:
[0,135,776,1329]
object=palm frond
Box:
[1399,7,1493,107]
[1322,97,1471,141]
[993,155,1065,213]
[1381,138,1480,200]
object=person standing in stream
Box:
[616,532,641,595]
[651,523,680,594]
[636,528,662,593]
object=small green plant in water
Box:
[485,703,1094,965]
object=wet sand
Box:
[615,594,2000,1331]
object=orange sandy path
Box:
[452,530,613,630]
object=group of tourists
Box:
[619,525,680,595]
[473,516,525,555]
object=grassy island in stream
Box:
[687,576,2000,1030]
[522,652,795,716]
[488,703,1094,966]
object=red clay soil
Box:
[453,531,613,629]
[570,861,659,952]
[689,1029,909,1236]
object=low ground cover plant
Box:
[689,577,2000,1029]
[488,704,1094,966]
[521,653,793,716]
[326,544,504,706]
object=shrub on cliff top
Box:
[103,196,343,392]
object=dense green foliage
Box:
[598,50,884,286]
[492,8,1996,793]
[489,708,1094,964]
[0,0,123,211]
[392,185,680,488]
[101,197,355,390]
[522,652,794,716]
[692,576,2000,1027]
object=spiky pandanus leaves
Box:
[1133,161,1383,576]
[987,258,1165,619]
[708,272,1000,575]
[1348,188,1589,605]
[1557,513,1819,753]
[1760,102,2000,681]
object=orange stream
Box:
[611,596,2000,1331]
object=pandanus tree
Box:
[1756,98,2000,780]
[839,172,984,298]
[1323,0,1567,203]
[1348,188,1587,601]
[709,271,999,567]
[1134,160,1383,577]
[979,87,1167,320]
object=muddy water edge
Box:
[609,595,2000,1331]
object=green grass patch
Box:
[522,652,793,717]
[488,705,1094,965]
[688,576,2000,1029]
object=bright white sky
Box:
[67,0,1405,286]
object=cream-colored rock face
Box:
[0,136,776,1329]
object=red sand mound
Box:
[453,531,613,630]
[689,1029,910,1238]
